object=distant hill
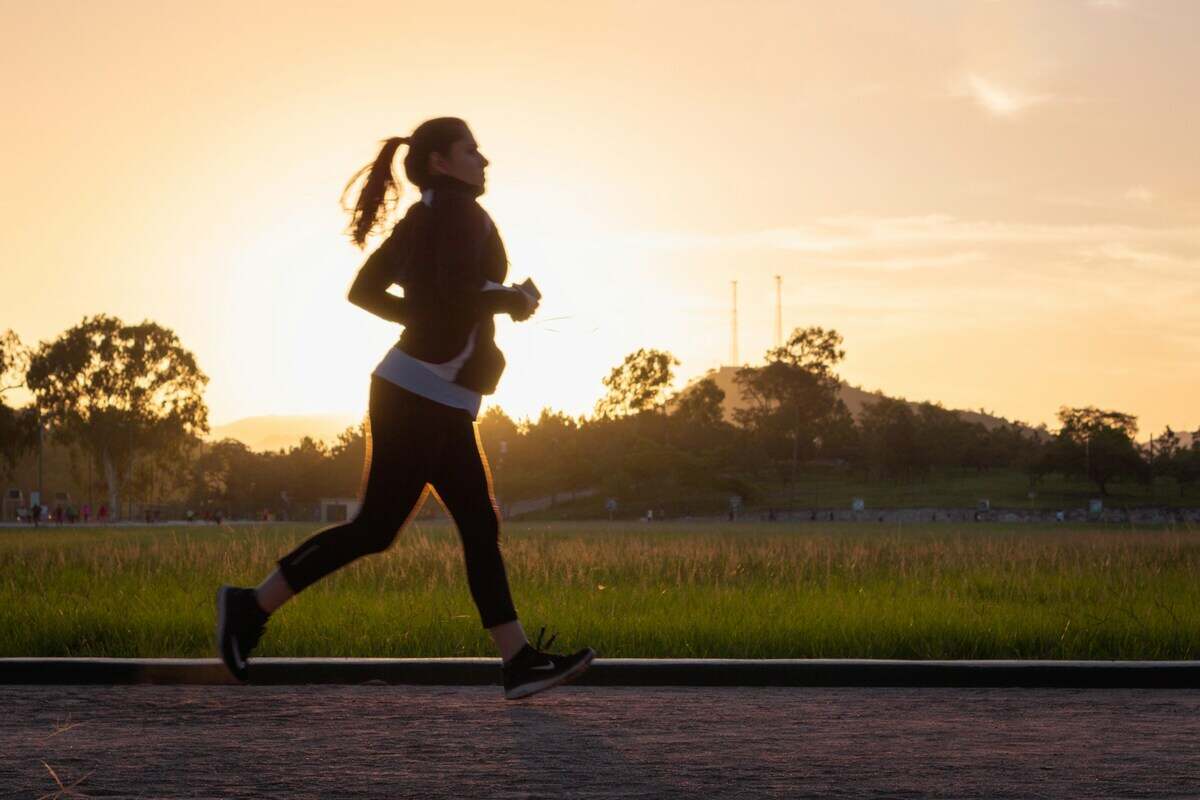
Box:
[208,378,1195,455]
[692,365,1054,442]
[207,414,362,453]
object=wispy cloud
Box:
[807,251,986,272]
[953,73,1054,117]
[624,215,1199,252]
[620,227,853,253]
[1073,243,1198,278]
[1125,186,1155,202]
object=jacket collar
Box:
[422,173,485,206]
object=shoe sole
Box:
[215,586,247,683]
[504,648,596,700]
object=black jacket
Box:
[348,174,527,395]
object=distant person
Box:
[30,503,41,528]
[98,504,108,523]
[216,118,594,700]
[82,503,90,523]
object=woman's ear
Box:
[428,150,448,176]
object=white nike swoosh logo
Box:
[530,663,557,671]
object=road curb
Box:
[1,658,1197,688]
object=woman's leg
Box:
[254,568,294,614]
[272,378,436,601]
[430,411,528,660]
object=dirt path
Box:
[2,685,1198,798]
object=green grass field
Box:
[3,520,1198,660]
[759,467,1200,509]
[529,466,1200,519]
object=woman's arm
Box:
[433,195,529,318]
[347,225,411,324]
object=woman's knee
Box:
[348,508,406,554]
[456,507,500,546]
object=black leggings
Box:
[276,376,518,629]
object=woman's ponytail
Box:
[340,118,470,249]
[341,136,408,249]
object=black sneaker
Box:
[502,626,596,700]
[216,585,270,682]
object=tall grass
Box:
[2,521,1197,659]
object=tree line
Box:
[2,316,1198,520]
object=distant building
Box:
[319,497,360,523]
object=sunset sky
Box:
[3,0,1197,438]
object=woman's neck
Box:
[426,172,485,198]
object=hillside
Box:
[206,414,361,453]
[694,366,1053,442]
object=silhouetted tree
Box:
[814,401,860,464]
[767,325,846,377]
[671,377,726,429]
[595,348,679,418]
[26,315,209,519]
[734,326,848,481]
[326,421,368,498]
[912,402,1001,476]
[279,436,332,508]
[0,330,38,474]
[475,406,524,508]
[1147,426,1181,490]
[857,396,921,481]
[1048,405,1146,496]
[1175,431,1200,496]
[524,409,590,500]
[668,376,734,454]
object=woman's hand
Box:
[509,288,539,321]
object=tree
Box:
[524,408,590,498]
[1176,431,1200,496]
[857,396,921,481]
[766,325,846,378]
[326,421,368,498]
[277,436,332,508]
[0,330,38,473]
[670,377,726,429]
[477,406,518,464]
[912,402,1000,476]
[26,315,209,519]
[1049,405,1145,496]
[595,348,679,418]
[733,326,848,481]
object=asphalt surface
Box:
[3,684,1199,799]
[5,657,1198,688]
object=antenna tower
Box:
[730,280,739,366]
[774,275,782,349]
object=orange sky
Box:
[3,0,1197,438]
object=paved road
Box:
[2,685,1198,799]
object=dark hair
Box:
[340,117,470,248]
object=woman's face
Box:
[430,129,489,188]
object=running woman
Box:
[216,117,595,700]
